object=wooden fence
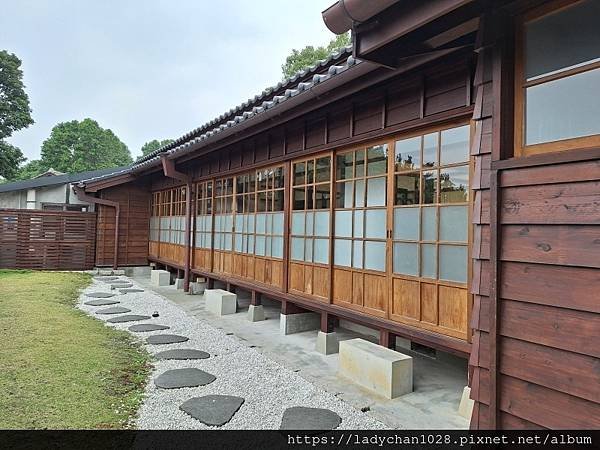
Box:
[0,209,96,270]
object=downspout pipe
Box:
[161,155,192,292]
[73,185,120,270]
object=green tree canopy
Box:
[0,50,33,180]
[140,139,173,157]
[40,118,132,173]
[13,159,46,180]
[281,33,351,79]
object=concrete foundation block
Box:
[124,266,152,277]
[316,331,339,355]
[339,338,413,399]
[151,269,171,287]
[458,386,474,420]
[205,289,237,316]
[174,278,185,290]
[247,305,265,322]
[279,312,320,335]
[189,282,206,295]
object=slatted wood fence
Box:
[0,209,96,270]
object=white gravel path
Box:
[78,277,387,430]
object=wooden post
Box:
[321,312,335,333]
[379,329,396,349]
[281,300,306,315]
[207,278,215,289]
[251,291,262,306]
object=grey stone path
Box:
[84,299,120,306]
[155,349,209,360]
[96,306,131,315]
[280,406,342,430]
[154,368,216,389]
[147,334,189,345]
[106,314,151,323]
[180,395,244,426]
[129,324,170,332]
[85,292,115,298]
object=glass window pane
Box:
[313,238,329,264]
[255,235,266,256]
[355,179,365,207]
[246,214,254,233]
[423,133,438,168]
[441,125,470,165]
[272,211,284,235]
[293,188,305,210]
[305,237,313,263]
[265,236,272,257]
[314,211,329,236]
[242,234,248,253]
[440,205,468,242]
[423,170,438,204]
[336,152,353,180]
[265,213,273,234]
[395,136,421,171]
[335,181,353,208]
[440,166,469,203]
[246,194,254,213]
[225,214,233,232]
[525,0,600,80]
[355,149,365,177]
[353,210,364,238]
[422,206,437,241]
[365,209,386,239]
[439,245,467,283]
[235,214,244,232]
[365,241,386,271]
[247,235,254,254]
[255,213,266,233]
[367,144,388,176]
[526,68,600,144]
[272,236,284,258]
[315,157,330,183]
[393,242,418,276]
[366,177,386,207]
[334,239,351,267]
[395,172,419,205]
[306,211,314,236]
[234,233,243,252]
[273,190,284,211]
[306,160,314,185]
[315,184,330,209]
[352,240,363,269]
[393,207,420,240]
[421,244,437,279]
[224,233,232,251]
[257,192,268,212]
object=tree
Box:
[13,159,46,180]
[40,118,132,173]
[0,50,34,179]
[140,139,173,157]
[281,33,351,79]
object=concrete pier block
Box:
[279,312,319,335]
[247,304,265,322]
[151,270,171,287]
[458,386,474,420]
[112,269,126,276]
[174,278,185,290]
[124,266,152,277]
[189,282,206,295]
[315,331,339,355]
[99,269,113,276]
[205,289,237,316]
[339,338,413,399]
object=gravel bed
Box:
[78,277,387,430]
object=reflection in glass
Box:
[293,188,305,210]
[395,172,419,205]
[273,190,284,211]
[423,171,438,204]
[355,149,365,177]
[367,144,388,176]
[441,126,469,165]
[355,179,365,207]
[395,136,421,171]
[306,160,314,185]
[336,153,353,180]
[293,162,305,186]
[423,133,437,167]
[440,166,468,203]
[315,157,330,183]
[315,184,330,209]
[335,181,353,208]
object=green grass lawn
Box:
[0,270,152,429]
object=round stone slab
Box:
[119,288,144,293]
[85,292,116,298]
[128,324,170,332]
[154,368,216,389]
[146,334,189,345]
[280,407,342,430]
[94,276,119,281]
[84,299,120,306]
[106,314,150,323]
[155,349,209,360]
[96,306,132,315]
[110,283,133,289]
[180,395,244,426]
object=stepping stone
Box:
[110,283,133,289]
[96,306,131,315]
[84,299,120,306]
[128,324,170,332]
[180,395,244,426]
[280,407,342,430]
[85,292,115,298]
[119,288,144,293]
[155,349,209,360]
[94,276,119,281]
[107,315,150,323]
[154,368,216,389]
[146,334,189,345]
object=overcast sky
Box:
[1,0,336,161]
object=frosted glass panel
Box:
[422,207,437,241]
[440,206,468,242]
[224,234,232,251]
[353,210,364,238]
[314,211,330,236]
[265,214,272,233]
[247,235,254,254]
[393,207,419,240]
[334,239,351,267]
[234,233,243,252]
[255,214,266,233]
[272,236,284,258]
[255,236,266,256]
[365,241,386,271]
[225,215,233,232]
[291,237,304,261]
[393,242,418,276]
[242,234,248,253]
[214,215,221,231]
[367,177,386,206]
[334,211,352,237]
[313,238,329,264]
[272,212,284,235]
[352,240,363,269]
[421,244,437,279]
[292,212,305,235]
[306,212,314,236]
[439,245,467,282]
[355,179,365,207]
[235,215,244,232]
[305,238,313,263]
[265,236,272,257]
[365,209,386,239]
[245,214,254,233]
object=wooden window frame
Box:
[514,0,600,156]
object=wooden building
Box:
[76,0,599,429]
